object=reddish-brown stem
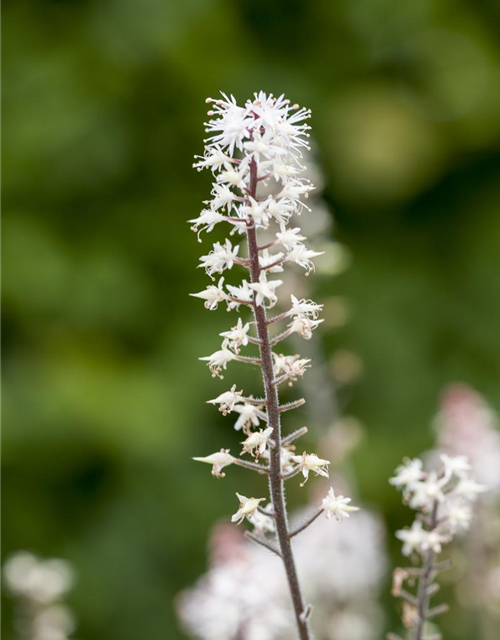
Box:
[245,158,311,640]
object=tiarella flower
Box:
[199,344,236,378]
[322,488,359,522]
[266,197,294,224]
[216,168,247,189]
[395,520,426,557]
[193,449,235,479]
[242,130,282,159]
[408,472,447,511]
[225,280,254,310]
[248,271,283,307]
[389,458,424,492]
[240,427,274,458]
[289,315,323,340]
[207,385,243,415]
[454,477,487,501]
[205,94,254,155]
[289,295,323,319]
[233,403,266,432]
[272,353,311,384]
[189,209,226,239]
[231,493,266,525]
[292,452,330,486]
[190,277,227,310]
[442,498,472,534]
[440,453,472,480]
[276,225,306,251]
[207,183,237,212]
[220,318,251,353]
[420,530,449,554]
[259,249,285,273]
[239,197,271,228]
[199,240,240,277]
[278,178,314,211]
[193,145,234,173]
[288,244,323,274]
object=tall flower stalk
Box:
[190,92,358,640]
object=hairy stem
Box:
[413,501,439,640]
[245,159,311,640]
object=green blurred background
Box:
[3,0,500,638]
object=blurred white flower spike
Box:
[388,454,484,640]
[190,92,358,640]
[3,551,76,640]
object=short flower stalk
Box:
[191,92,359,640]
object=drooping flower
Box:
[193,449,235,478]
[231,493,266,525]
[292,452,330,486]
[240,427,274,458]
[190,277,227,310]
[207,385,243,415]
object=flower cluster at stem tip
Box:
[190,91,358,534]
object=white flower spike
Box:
[191,92,347,638]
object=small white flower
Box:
[322,487,359,522]
[242,130,280,159]
[259,249,285,273]
[289,295,323,319]
[289,315,323,340]
[205,93,254,155]
[276,225,306,251]
[291,452,330,486]
[272,353,311,384]
[288,244,323,274]
[199,240,240,277]
[199,344,236,378]
[190,277,227,310]
[408,472,447,511]
[208,183,237,212]
[193,146,234,173]
[233,403,266,432]
[216,168,247,190]
[189,209,226,239]
[420,530,449,554]
[193,449,235,478]
[226,280,254,310]
[265,197,295,224]
[389,458,424,492]
[278,178,314,208]
[454,477,487,501]
[396,520,426,556]
[220,318,251,353]
[440,454,472,480]
[239,197,271,228]
[231,493,266,525]
[443,498,472,534]
[240,427,274,458]
[248,271,283,307]
[207,385,243,415]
